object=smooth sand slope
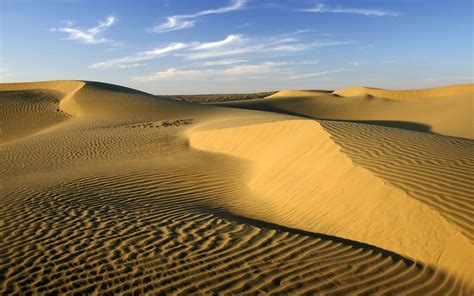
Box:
[1,81,473,294]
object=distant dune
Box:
[1,81,473,294]
[333,84,474,99]
[215,85,473,139]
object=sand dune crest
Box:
[188,118,473,284]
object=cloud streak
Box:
[288,69,345,80]
[151,0,247,33]
[51,16,117,44]
[183,33,352,60]
[90,35,244,69]
[131,62,285,82]
[191,34,244,50]
[198,59,249,67]
[90,31,352,70]
[301,4,400,16]
[89,43,189,69]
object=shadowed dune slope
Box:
[333,84,474,99]
[319,121,474,242]
[1,81,473,294]
[213,85,474,139]
[0,89,69,144]
[0,81,84,143]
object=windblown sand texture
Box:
[1,81,473,294]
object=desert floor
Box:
[1,81,473,294]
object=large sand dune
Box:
[1,81,473,294]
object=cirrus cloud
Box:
[301,4,400,17]
[151,0,247,33]
[89,43,189,69]
[50,16,117,45]
[131,62,286,82]
[89,31,353,69]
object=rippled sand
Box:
[1,81,472,294]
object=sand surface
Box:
[1,81,473,294]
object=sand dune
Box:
[188,119,473,283]
[214,87,473,139]
[333,84,474,99]
[0,81,84,143]
[1,81,472,294]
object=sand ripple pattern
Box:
[320,121,474,241]
[0,89,70,143]
[2,166,471,294]
[1,81,472,294]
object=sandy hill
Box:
[214,85,474,139]
[1,81,473,294]
[333,84,474,99]
[267,90,330,97]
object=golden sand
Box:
[1,81,473,294]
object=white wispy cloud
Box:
[90,34,246,69]
[89,42,189,69]
[269,43,310,52]
[223,61,286,75]
[288,69,345,80]
[90,31,352,69]
[131,62,284,82]
[141,43,190,56]
[289,60,320,65]
[151,0,247,33]
[132,68,205,81]
[183,33,352,60]
[301,4,400,16]
[51,16,117,44]
[191,34,244,50]
[199,59,249,66]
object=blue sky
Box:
[1,0,472,94]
